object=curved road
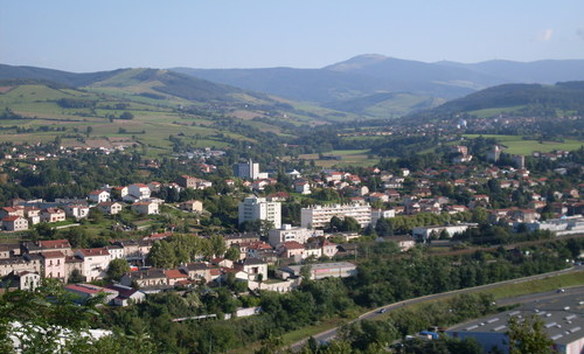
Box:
[289,265,583,351]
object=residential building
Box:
[293,179,311,194]
[0,255,42,277]
[0,271,41,291]
[88,190,110,204]
[238,196,281,229]
[63,204,90,220]
[370,209,396,226]
[120,268,168,288]
[300,202,372,229]
[40,208,66,223]
[75,248,112,281]
[176,175,212,190]
[235,258,268,281]
[97,201,123,215]
[179,200,203,213]
[41,251,66,281]
[268,224,324,247]
[126,183,151,202]
[2,215,29,231]
[105,284,146,306]
[233,159,261,180]
[131,201,159,215]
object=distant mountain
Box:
[0,64,124,87]
[173,55,584,118]
[0,64,352,125]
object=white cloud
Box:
[537,28,554,41]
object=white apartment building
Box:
[301,202,372,229]
[268,224,324,247]
[238,196,281,229]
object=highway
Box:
[289,265,583,351]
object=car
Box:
[557,288,565,293]
[377,308,387,314]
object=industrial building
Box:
[446,292,584,354]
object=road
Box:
[289,265,583,351]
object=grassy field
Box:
[468,105,526,118]
[482,271,584,300]
[464,134,584,155]
[0,82,300,156]
[297,149,378,168]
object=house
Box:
[41,251,66,281]
[126,183,151,202]
[0,243,19,259]
[147,181,162,193]
[276,241,305,259]
[235,258,268,281]
[131,201,159,215]
[224,232,261,247]
[2,215,29,231]
[165,269,189,286]
[106,245,124,259]
[88,190,110,204]
[75,248,112,281]
[63,204,90,220]
[0,206,25,219]
[179,200,203,213]
[22,239,72,256]
[40,208,66,223]
[0,271,41,291]
[180,262,211,283]
[120,268,168,289]
[176,175,213,190]
[24,207,41,225]
[105,283,146,306]
[97,201,123,215]
[111,186,128,199]
[293,180,311,195]
[0,255,42,277]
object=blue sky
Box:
[1,1,583,72]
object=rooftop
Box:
[447,291,584,346]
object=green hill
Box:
[405,81,584,123]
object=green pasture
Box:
[464,134,584,155]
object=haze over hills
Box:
[173,54,584,118]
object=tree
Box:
[225,246,240,261]
[507,315,554,354]
[106,258,131,281]
[147,241,177,269]
[300,264,312,281]
[119,111,134,120]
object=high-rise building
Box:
[233,159,260,180]
[238,196,281,229]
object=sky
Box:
[1,0,583,72]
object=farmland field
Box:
[464,134,584,155]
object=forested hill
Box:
[405,81,584,121]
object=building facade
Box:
[238,196,281,229]
[300,202,372,229]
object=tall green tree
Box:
[507,315,554,354]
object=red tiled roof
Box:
[2,215,23,222]
[78,248,109,256]
[41,251,65,259]
[165,269,187,279]
[39,239,71,249]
